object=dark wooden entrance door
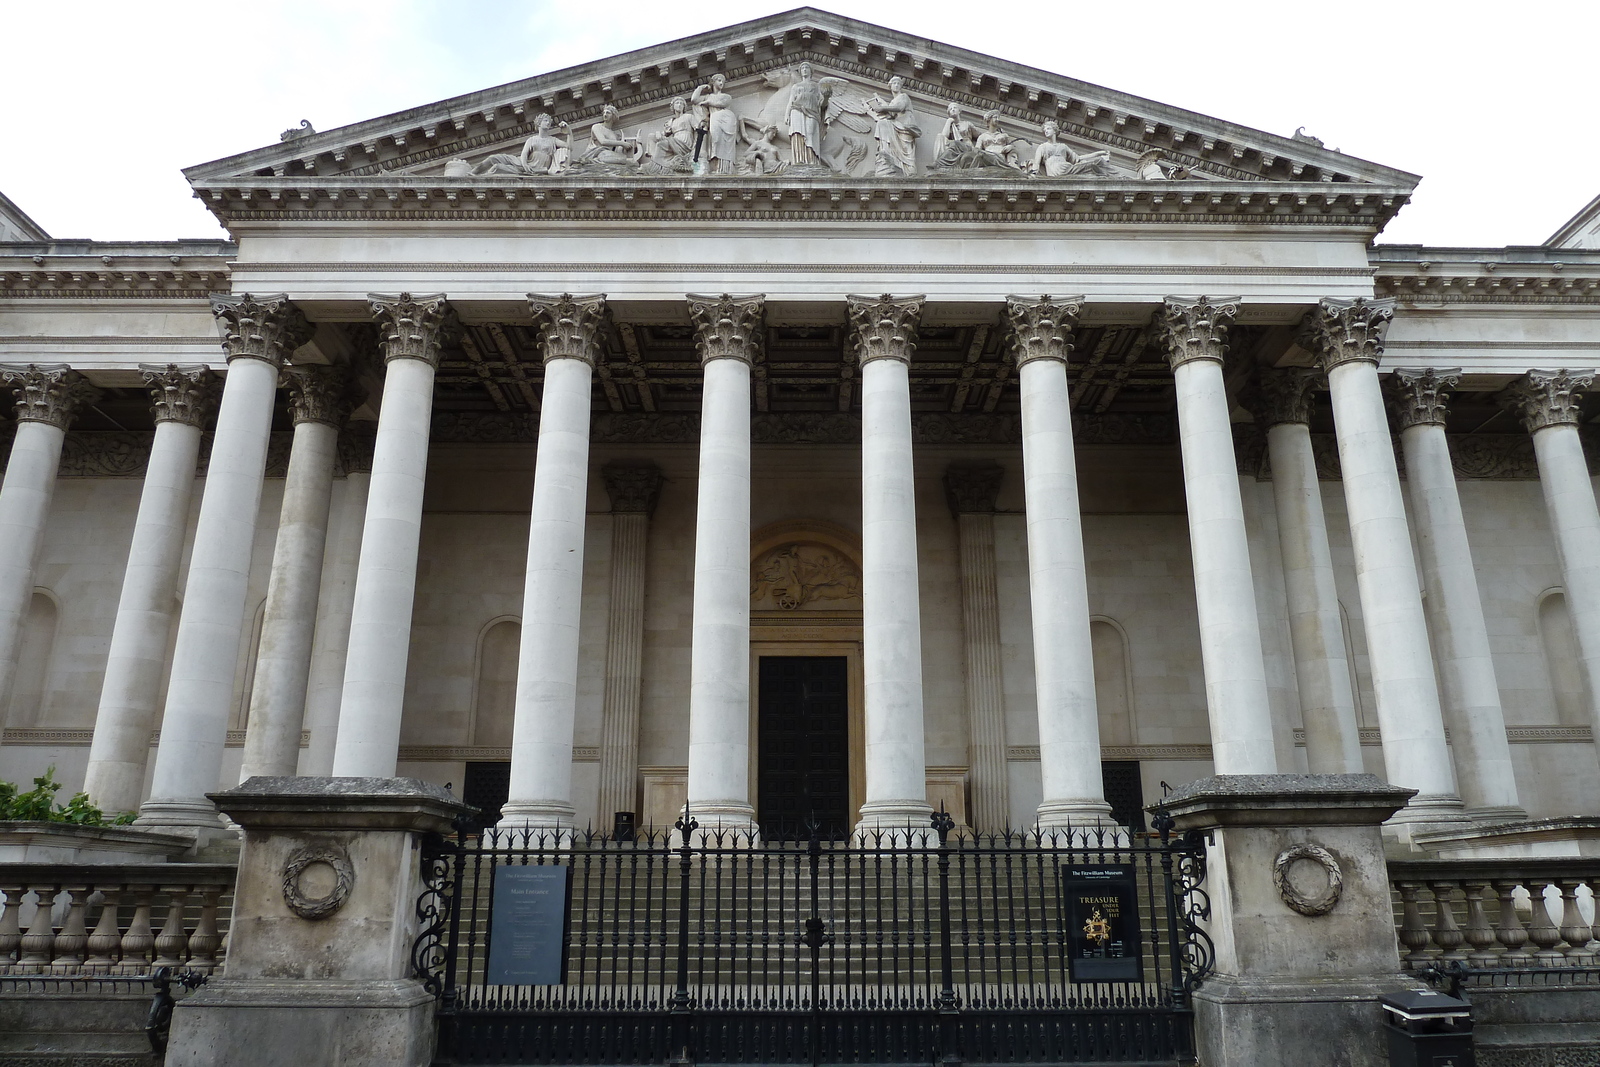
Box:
[757,656,850,838]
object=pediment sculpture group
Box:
[444,63,1184,181]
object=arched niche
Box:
[750,520,864,613]
[1090,615,1137,748]
[7,589,59,728]
[471,616,522,747]
[1537,588,1590,726]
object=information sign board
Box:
[486,864,571,986]
[1061,864,1143,982]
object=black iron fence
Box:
[414,810,1212,1066]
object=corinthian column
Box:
[596,462,662,823]
[140,296,311,832]
[848,294,934,835]
[499,294,604,831]
[331,294,456,778]
[83,366,216,813]
[1389,369,1523,822]
[301,423,374,776]
[1303,298,1463,828]
[1256,369,1363,774]
[1153,299,1277,774]
[1007,296,1113,828]
[684,294,762,835]
[238,366,357,781]
[944,463,1008,833]
[1501,369,1600,771]
[0,366,96,712]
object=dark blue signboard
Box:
[1061,864,1143,982]
[486,864,571,986]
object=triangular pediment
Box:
[185,8,1416,215]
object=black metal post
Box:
[932,806,960,1067]
[669,808,698,1067]
[1151,796,1188,1011]
[802,815,826,1067]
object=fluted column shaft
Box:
[1257,370,1363,774]
[1391,370,1523,821]
[595,463,659,822]
[1007,297,1111,827]
[1307,299,1462,826]
[1503,370,1600,767]
[141,296,311,830]
[1156,300,1277,774]
[83,366,215,813]
[500,295,604,830]
[684,295,762,834]
[301,425,373,776]
[0,366,94,716]
[850,295,933,834]
[238,368,353,780]
[946,465,1008,833]
[331,294,455,777]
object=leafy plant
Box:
[0,767,132,825]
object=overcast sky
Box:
[7,0,1595,248]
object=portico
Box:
[3,8,1599,848]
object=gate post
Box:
[165,776,471,1067]
[1158,774,1414,1067]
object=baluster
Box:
[187,886,223,975]
[0,886,23,971]
[1461,880,1500,967]
[1526,881,1565,965]
[83,887,123,973]
[116,885,155,976]
[48,885,92,974]
[1396,882,1434,970]
[1556,879,1594,961]
[1428,881,1467,963]
[1493,881,1531,966]
[16,886,60,974]
[152,886,189,969]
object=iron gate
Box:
[413,809,1212,1066]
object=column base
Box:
[681,801,758,846]
[853,799,936,846]
[494,801,576,847]
[1384,792,1469,844]
[1466,804,1529,826]
[1035,798,1117,831]
[134,797,234,850]
[1194,973,1402,1067]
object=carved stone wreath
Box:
[1272,843,1344,917]
[281,844,356,920]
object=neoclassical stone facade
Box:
[2,10,1599,844]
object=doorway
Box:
[757,656,850,838]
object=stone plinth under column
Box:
[1160,774,1415,1067]
[166,776,471,1067]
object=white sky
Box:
[5,0,1595,248]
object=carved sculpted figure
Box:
[972,110,1025,171]
[581,104,644,166]
[742,125,787,175]
[448,112,569,176]
[867,77,920,177]
[690,73,740,174]
[644,96,697,171]
[1031,119,1112,177]
[935,103,979,169]
[751,544,861,610]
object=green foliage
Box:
[0,766,130,826]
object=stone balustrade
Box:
[1389,859,1600,971]
[0,863,236,977]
